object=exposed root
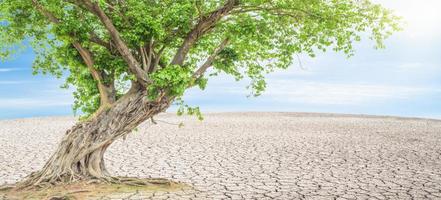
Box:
[0,184,15,191]
[4,92,176,199]
[17,173,175,190]
[111,177,173,186]
[1,177,186,200]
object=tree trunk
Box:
[19,90,171,187]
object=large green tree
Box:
[0,0,399,187]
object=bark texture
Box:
[19,91,170,187]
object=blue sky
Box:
[1,0,441,119]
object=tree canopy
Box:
[0,0,400,118]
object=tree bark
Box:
[19,90,171,187]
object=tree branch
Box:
[194,38,230,78]
[148,45,166,73]
[31,0,59,23]
[31,0,115,106]
[89,32,116,52]
[72,43,115,105]
[139,46,148,71]
[77,0,150,87]
[170,0,239,66]
[146,39,154,71]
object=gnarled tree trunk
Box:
[19,90,171,187]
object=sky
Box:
[1,0,441,119]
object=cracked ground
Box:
[1,112,441,199]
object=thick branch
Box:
[140,46,148,71]
[147,39,154,70]
[194,38,230,78]
[78,0,150,86]
[31,0,115,106]
[72,43,115,106]
[170,0,239,66]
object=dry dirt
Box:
[1,112,441,199]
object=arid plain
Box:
[1,112,441,199]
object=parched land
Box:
[1,112,441,199]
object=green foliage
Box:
[147,65,192,100]
[0,0,401,117]
[212,47,242,80]
[194,77,208,90]
[175,98,204,121]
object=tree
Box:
[0,0,400,187]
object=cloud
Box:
[0,97,72,108]
[262,80,436,105]
[0,68,15,72]
[396,62,440,72]
[0,81,29,85]
[186,77,438,106]
[0,68,25,72]
[396,62,424,70]
[0,78,73,109]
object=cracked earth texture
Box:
[1,112,441,199]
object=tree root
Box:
[0,184,15,191]
[111,177,173,186]
[17,175,176,190]
[0,176,186,200]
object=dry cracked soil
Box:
[1,112,441,199]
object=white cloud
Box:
[397,62,424,71]
[185,77,436,106]
[395,62,441,73]
[0,97,72,108]
[185,75,441,106]
[263,80,436,105]
[0,68,15,72]
[0,81,29,85]
[0,68,24,72]
[0,79,73,109]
